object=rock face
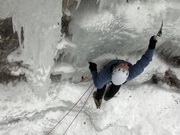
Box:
[50,0,77,82]
[61,0,77,36]
[0,18,26,84]
[152,69,180,89]
[157,38,180,67]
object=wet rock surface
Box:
[61,0,77,36]
[152,69,180,89]
[0,18,26,84]
[157,38,180,67]
[50,0,77,82]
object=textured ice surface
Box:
[0,0,180,135]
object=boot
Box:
[93,92,102,109]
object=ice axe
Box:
[157,20,163,37]
[154,20,163,40]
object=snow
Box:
[0,61,180,135]
[52,62,76,74]
[0,0,180,135]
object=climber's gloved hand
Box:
[89,62,97,72]
[148,35,157,50]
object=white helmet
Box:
[112,67,129,85]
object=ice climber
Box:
[88,36,157,108]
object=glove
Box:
[148,36,157,50]
[89,62,97,72]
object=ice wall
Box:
[0,0,63,96]
[68,0,180,68]
[0,0,180,95]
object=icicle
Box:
[12,15,23,50]
[75,0,81,9]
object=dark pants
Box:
[95,84,121,100]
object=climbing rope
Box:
[46,83,94,135]
[63,86,95,135]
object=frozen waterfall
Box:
[0,0,180,135]
[1,0,180,93]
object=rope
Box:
[46,83,94,135]
[63,86,95,135]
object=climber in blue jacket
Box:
[89,36,157,108]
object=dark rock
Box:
[50,74,62,82]
[61,14,71,36]
[0,17,26,84]
[0,18,13,38]
[151,74,160,84]
[61,0,77,36]
[21,27,24,45]
[163,69,180,88]
[157,38,180,67]
[151,69,180,89]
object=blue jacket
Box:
[91,49,154,89]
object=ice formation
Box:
[0,0,180,134]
